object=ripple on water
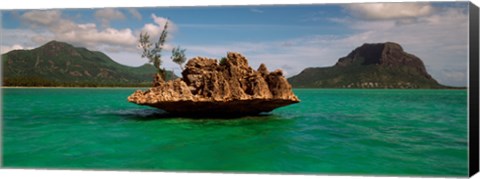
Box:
[1,88,468,176]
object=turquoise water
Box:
[2,88,468,176]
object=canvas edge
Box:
[469,1,480,177]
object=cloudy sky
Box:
[1,2,470,87]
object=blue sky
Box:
[1,2,470,86]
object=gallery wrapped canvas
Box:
[1,0,479,178]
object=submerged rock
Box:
[128,52,300,116]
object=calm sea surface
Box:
[2,88,468,176]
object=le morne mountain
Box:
[2,41,175,87]
[288,42,453,89]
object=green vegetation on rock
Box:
[138,20,186,82]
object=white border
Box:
[0,0,467,9]
[1,0,479,179]
[1,169,469,179]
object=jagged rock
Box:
[257,63,269,77]
[128,52,300,116]
[152,73,164,87]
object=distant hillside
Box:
[288,42,451,89]
[2,41,176,87]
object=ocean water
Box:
[2,88,468,176]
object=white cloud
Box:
[13,10,138,50]
[31,35,50,44]
[106,51,148,67]
[21,10,61,26]
[60,24,137,48]
[127,8,142,20]
[3,10,183,73]
[183,36,348,77]
[1,29,48,51]
[1,44,27,54]
[183,5,468,87]
[95,8,126,20]
[345,3,434,20]
[141,14,177,36]
[139,14,178,49]
[4,5,468,87]
[439,69,466,86]
[94,8,126,27]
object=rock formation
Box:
[128,52,300,116]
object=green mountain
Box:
[288,42,450,89]
[2,41,176,87]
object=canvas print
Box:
[1,1,476,177]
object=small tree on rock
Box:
[171,46,186,70]
[138,21,169,83]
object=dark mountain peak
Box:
[335,42,423,67]
[34,40,81,57]
[288,42,446,89]
[356,42,403,54]
[338,42,435,81]
[37,41,107,59]
[40,40,74,50]
[383,41,403,51]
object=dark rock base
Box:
[138,99,299,117]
